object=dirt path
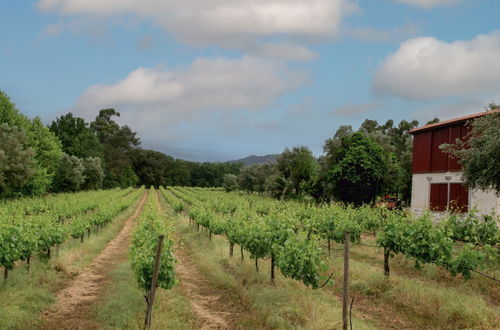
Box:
[41,191,148,330]
[157,191,249,330]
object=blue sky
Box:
[1,0,499,161]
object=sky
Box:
[1,0,499,162]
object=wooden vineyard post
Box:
[328,238,331,257]
[271,254,275,285]
[384,248,390,277]
[144,235,165,329]
[342,232,350,330]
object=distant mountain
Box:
[228,154,279,166]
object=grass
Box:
[156,190,376,329]
[89,252,198,330]
[161,194,500,329]
[0,191,143,330]
[88,190,197,330]
[319,239,500,329]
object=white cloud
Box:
[37,0,355,57]
[244,42,317,61]
[414,94,500,122]
[373,31,500,100]
[74,56,306,131]
[394,0,462,8]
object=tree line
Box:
[228,119,434,205]
[2,89,497,204]
[0,90,241,197]
[228,105,499,205]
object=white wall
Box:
[411,172,499,216]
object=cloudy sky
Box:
[1,0,499,161]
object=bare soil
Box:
[156,191,250,330]
[40,191,148,330]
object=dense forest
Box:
[6,88,493,205]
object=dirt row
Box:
[40,191,148,330]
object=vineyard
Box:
[0,187,499,329]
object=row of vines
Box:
[130,188,176,328]
[0,187,144,279]
[162,186,499,288]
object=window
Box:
[449,183,468,212]
[430,183,447,211]
[429,183,468,213]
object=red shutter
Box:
[448,125,462,171]
[430,183,448,211]
[431,127,450,171]
[449,183,468,213]
[413,131,432,173]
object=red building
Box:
[409,110,499,215]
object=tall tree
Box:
[82,157,104,190]
[53,154,85,192]
[277,146,317,196]
[132,149,171,188]
[90,109,140,188]
[49,113,103,159]
[0,90,62,195]
[0,124,35,197]
[326,132,387,205]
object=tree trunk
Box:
[241,246,244,261]
[87,228,91,238]
[80,235,84,243]
[328,239,331,257]
[255,258,259,272]
[47,247,51,259]
[4,267,8,281]
[27,255,31,273]
[384,248,390,277]
[209,231,212,241]
[229,242,234,257]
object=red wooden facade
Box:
[411,123,468,173]
[409,114,480,214]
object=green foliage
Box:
[130,190,176,291]
[222,174,239,192]
[90,109,140,188]
[0,90,62,196]
[447,244,484,279]
[0,124,35,197]
[0,188,142,276]
[54,154,85,192]
[443,212,499,245]
[276,234,326,288]
[441,111,500,193]
[277,146,317,196]
[82,157,104,190]
[132,149,173,188]
[49,112,103,159]
[326,132,387,205]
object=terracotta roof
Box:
[409,109,500,134]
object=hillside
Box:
[228,154,279,165]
